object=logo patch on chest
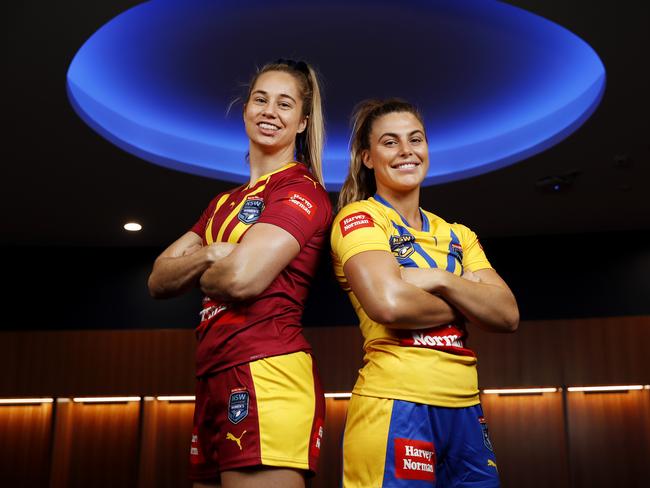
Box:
[450,242,463,262]
[228,388,249,424]
[390,234,416,259]
[238,196,264,224]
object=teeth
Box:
[259,123,279,131]
[395,162,418,169]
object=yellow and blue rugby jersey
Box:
[330,195,492,407]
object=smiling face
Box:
[243,70,307,156]
[362,111,429,194]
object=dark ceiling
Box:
[3,1,649,248]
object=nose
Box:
[261,102,278,118]
[398,139,413,156]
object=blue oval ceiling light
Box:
[67,0,605,188]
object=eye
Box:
[383,139,398,147]
[279,101,293,109]
[253,96,266,104]
[410,137,423,144]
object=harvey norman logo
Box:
[394,438,435,481]
[340,211,374,236]
[285,192,316,220]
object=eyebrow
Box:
[251,89,297,104]
[378,129,425,140]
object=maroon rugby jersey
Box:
[190,162,332,376]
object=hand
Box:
[461,269,482,283]
[204,242,237,264]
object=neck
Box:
[248,143,296,184]
[376,186,422,229]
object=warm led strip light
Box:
[73,396,141,403]
[0,397,54,405]
[324,392,352,399]
[567,385,644,392]
[156,395,196,402]
[482,388,558,395]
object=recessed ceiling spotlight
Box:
[124,222,142,232]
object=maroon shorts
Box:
[189,351,325,481]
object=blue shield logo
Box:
[228,389,249,424]
[238,196,264,224]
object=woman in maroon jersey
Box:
[148,59,331,488]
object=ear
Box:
[361,149,373,169]
[297,115,308,134]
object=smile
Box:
[391,161,420,169]
[258,122,280,131]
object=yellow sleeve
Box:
[330,202,391,267]
[455,224,492,272]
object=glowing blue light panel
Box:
[67,0,605,188]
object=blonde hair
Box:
[337,99,424,210]
[245,60,326,187]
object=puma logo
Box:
[487,459,498,469]
[226,430,247,450]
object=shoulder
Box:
[270,165,331,207]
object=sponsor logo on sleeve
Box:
[228,388,249,424]
[238,196,265,224]
[340,212,374,236]
[284,191,316,220]
[394,438,436,481]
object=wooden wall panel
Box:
[138,399,194,488]
[49,400,140,488]
[0,403,52,488]
[480,392,569,488]
[1,317,649,396]
[0,330,196,397]
[303,326,364,392]
[313,398,348,488]
[560,316,650,385]
[566,389,650,488]
[472,320,566,388]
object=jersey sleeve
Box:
[330,201,391,267]
[256,175,332,248]
[455,224,492,272]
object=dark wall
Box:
[3,229,649,330]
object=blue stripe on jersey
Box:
[420,209,430,232]
[446,228,462,273]
[392,222,437,268]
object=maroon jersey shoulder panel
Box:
[256,164,332,247]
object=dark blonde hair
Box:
[337,99,424,210]
[244,60,325,187]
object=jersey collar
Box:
[372,193,430,233]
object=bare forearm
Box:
[402,267,518,332]
[149,244,235,299]
[438,273,518,332]
[380,282,458,329]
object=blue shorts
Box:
[342,394,499,487]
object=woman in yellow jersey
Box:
[148,60,332,488]
[331,99,519,487]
